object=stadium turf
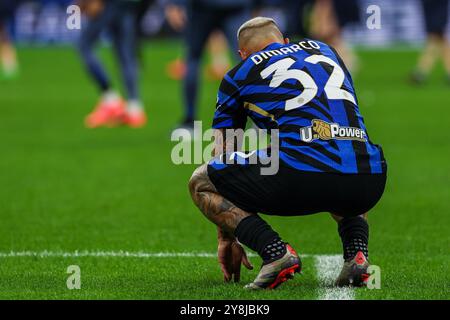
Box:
[0,41,449,300]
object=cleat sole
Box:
[268,264,301,289]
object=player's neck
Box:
[254,39,284,53]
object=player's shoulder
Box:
[297,38,346,67]
[298,38,336,55]
[223,58,250,85]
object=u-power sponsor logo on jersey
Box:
[299,119,367,143]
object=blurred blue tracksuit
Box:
[172,0,253,123]
[78,0,139,100]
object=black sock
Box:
[260,238,286,262]
[234,215,285,262]
[338,216,369,261]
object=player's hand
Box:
[165,5,186,32]
[218,239,253,283]
[77,0,104,18]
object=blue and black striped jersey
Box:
[212,40,386,174]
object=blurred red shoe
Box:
[124,109,147,128]
[85,98,126,128]
[166,58,186,80]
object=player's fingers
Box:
[231,254,241,283]
[218,244,232,282]
[233,243,247,282]
[242,251,254,270]
[233,265,241,283]
[235,243,253,270]
[221,259,233,282]
[220,263,231,282]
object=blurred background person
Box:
[257,0,312,41]
[166,30,232,81]
[165,0,252,133]
[136,0,156,63]
[410,0,450,85]
[204,31,233,80]
[283,0,311,40]
[0,0,19,80]
[78,0,147,129]
[310,0,360,72]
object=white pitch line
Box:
[0,250,348,300]
[315,255,354,300]
[0,250,319,259]
[0,250,226,258]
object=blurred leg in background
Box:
[135,0,155,71]
[331,0,360,72]
[205,31,231,81]
[311,0,359,72]
[78,0,146,128]
[166,31,231,82]
[110,0,147,128]
[180,1,215,130]
[78,0,124,128]
[0,0,18,80]
[411,0,450,84]
[220,4,251,58]
[165,3,187,80]
[444,38,450,83]
[166,0,250,133]
[282,0,312,40]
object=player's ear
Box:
[284,38,290,45]
[238,49,247,60]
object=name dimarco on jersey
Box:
[250,41,321,65]
[299,119,367,143]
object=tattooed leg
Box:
[188,164,252,237]
[189,163,289,278]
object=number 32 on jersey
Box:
[260,55,356,111]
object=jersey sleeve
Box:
[212,74,247,130]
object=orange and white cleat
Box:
[85,98,126,128]
[166,58,186,80]
[123,108,147,128]
[244,244,302,290]
[335,251,370,287]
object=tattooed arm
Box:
[188,128,252,281]
[189,164,249,239]
[212,128,245,241]
[188,163,253,281]
[213,128,242,156]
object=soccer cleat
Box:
[1,66,19,81]
[409,70,426,85]
[244,244,301,290]
[85,99,126,128]
[166,58,186,80]
[124,109,147,128]
[335,251,370,287]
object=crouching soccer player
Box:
[189,17,387,289]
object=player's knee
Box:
[188,173,199,198]
[188,164,208,198]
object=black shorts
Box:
[333,0,361,27]
[0,0,15,23]
[421,0,449,35]
[208,160,386,217]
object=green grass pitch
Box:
[0,41,449,299]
